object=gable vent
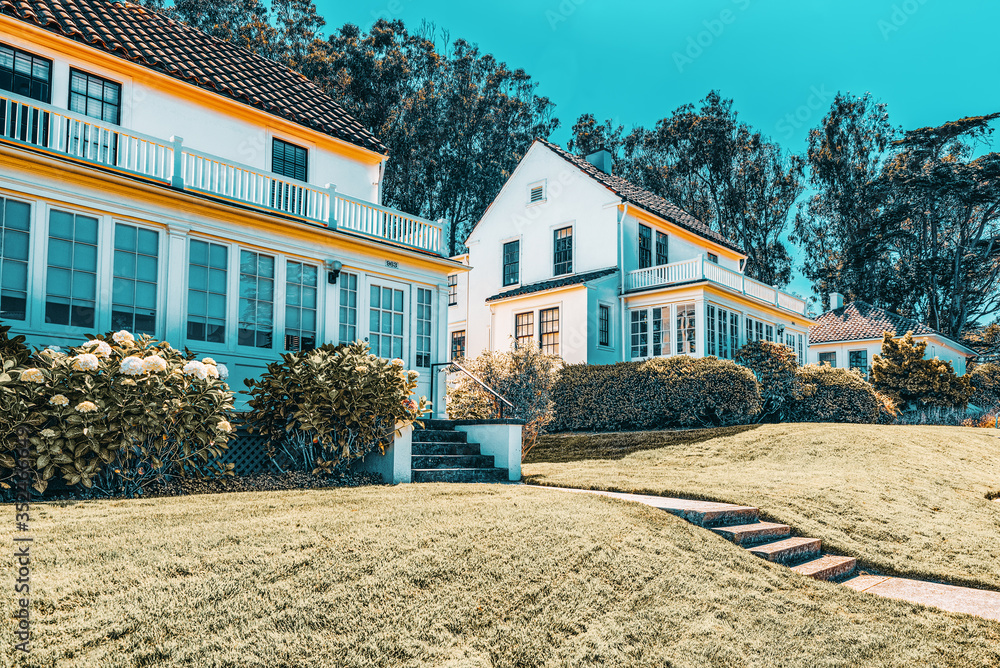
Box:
[529,184,545,203]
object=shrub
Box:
[735,341,798,421]
[0,331,235,494]
[788,365,881,423]
[962,414,998,428]
[968,363,1000,413]
[244,341,428,474]
[447,340,560,456]
[871,332,972,408]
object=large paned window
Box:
[729,312,740,357]
[238,251,274,348]
[638,224,652,269]
[746,317,775,344]
[797,334,805,365]
[655,231,669,266]
[46,210,98,328]
[272,138,308,181]
[69,69,121,124]
[416,287,432,367]
[849,350,869,377]
[503,240,520,286]
[819,352,837,368]
[0,44,51,102]
[187,240,228,343]
[676,302,696,355]
[539,307,559,355]
[369,284,404,358]
[338,272,358,343]
[707,305,736,360]
[598,304,610,347]
[515,312,534,348]
[707,304,717,357]
[451,330,466,361]
[553,227,572,276]
[285,261,318,352]
[652,307,664,357]
[630,310,648,359]
[112,223,158,335]
[0,198,30,321]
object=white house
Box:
[0,0,463,413]
[808,296,977,376]
[449,139,813,365]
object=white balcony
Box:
[625,256,807,315]
[0,90,444,255]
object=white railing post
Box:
[325,183,338,229]
[170,136,184,189]
[437,218,447,256]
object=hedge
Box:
[787,365,881,424]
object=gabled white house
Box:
[449,139,813,365]
[0,0,462,412]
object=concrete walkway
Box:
[529,485,1000,622]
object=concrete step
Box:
[655,499,759,528]
[411,429,468,443]
[749,537,822,564]
[411,442,482,456]
[711,521,792,546]
[791,554,857,581]
[412,468,509,483]
[421,419,456,431]
[411,454,495,469]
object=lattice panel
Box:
[221,428,275,476]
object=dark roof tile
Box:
[486,267,618,303]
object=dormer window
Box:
[0,44,51,103]
[528,181,546,205]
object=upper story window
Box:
[503,240,520,286]
[0,197,31,321]
[69,69,121,124]
[707,252,719,264]
[656,231,668,265]
[638,224,652,269]
[272,138,308,181]
[447,274,458,305]
[0,44,51,103]
[528,181,546,205]
[553,226,572,276]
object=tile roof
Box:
[810,301,972,353]
[486,267,618,303]
[0,0,386,154]
[537,139,744,254]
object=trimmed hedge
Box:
[788,365,881,424]
[549,357,761,432]
[968,363,1000,412]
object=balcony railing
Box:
[0,90,443,255]
[625,256,807,315]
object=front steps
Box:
[411,420,510,483]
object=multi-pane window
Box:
[676,302,696,355]
[0,44,51,102]
[515,312,534,348]
[447,273,458,305]
[272,138,308,181]
[238,251,274,348]
[0,198,30,321]
[656,231,668,266]
[819,352,837,368]
[638,224,652,269]
[707,304,717,357]
[45,210,98,328]
[797,334,805,366]
[69,69,121,124]
[539,307,559,355]
[709,306,734,360]
[630,310,648,359]
[285,261,318,352]
[729,312,740,358]
[707,252,719,264]
[503,240,520,286]
[553,227,572,276]
[369,284,404,358]
[187,240,228,343]
[745,317,775,344]
[598,304,610,347]
[112,223,158,335]
[652,307,664,357]
[451,330,466,361]
[416,288,432,367]
[849,350,868,376]
[338,272,359,343]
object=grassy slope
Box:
[5,485,1000,667]
[524,424,1000,590]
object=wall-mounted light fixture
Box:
[777,325,786,338]
[325,259,343,285]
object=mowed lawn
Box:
[5,485,1000,667]
[525,424,1000,591]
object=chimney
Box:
[829,292,844,310]
[586,149,613,174]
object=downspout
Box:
[618,201,629,362]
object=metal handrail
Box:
[431,361,515,418]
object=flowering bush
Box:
[0,330,235,494]
[244,341,429,475]
[787,365,881,423]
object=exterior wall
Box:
[621,210,741,275]
[447,255,469,361]
[808,336,971,375]
[586,274,623,365]
[486,286,591,364]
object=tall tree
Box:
[567,114,625,157]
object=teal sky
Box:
[319,0,999,305]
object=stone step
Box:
[420,419,456,431]
[412,468,509,483]
[411,442,482,456]
[711,521,792,546]
[653,499,759,528]
[749,537,822,564]
[791,554,857,581]
[411,454,495,470]
[411,429,468,443]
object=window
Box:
[598,304,610,347]
[187,239,228,343]
[630,310,648,359]
[447,274,458,305]
[707,252,719,264]
[369,284,404,358]
[237,251,274,348]
[819,352,837,368]
[0,198,30,321]
[707,304,717,357]
[765,324,774,343]
[708,306,734,360]
[112,223,158,335]
[539,307,559,355]
[656,231,668,266]
[451,330,466,361]
[745,317,775,344]
[529,182,545,204]
[338,272,358,343]
[849,350,868,376]
[638,224,652,269]
[652,307,664,356]
[515,312,534,348]
[45,210,98,328]
[69,69,121,124]
[676,302,696,355]
[797,334,805,366]
[272,138,308,181]
[503,240,520,286]
[285,261,318,352]
[0,44,51,102]
[553,226,572,276]
[416,287,432,367]
[729,312,740,359]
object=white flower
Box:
[122,378,136,386]
[390,358,404,366]
[82,339,113,358]
[112,330,135,347]
[41,346,64,356]
[216,364,229,380]
[40,428,57,439]
[142,355,168,373]
[355,365,370,373]
[201,357,217,366]
[19,368,44,383]
[74,401,98,413]
[71,354,99,372]
[119,356,146,376]
[408,370,420,379]
[216,420,233,434]
[182,360,209,380]
[49,394,69,406]
[204,364,220,379]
